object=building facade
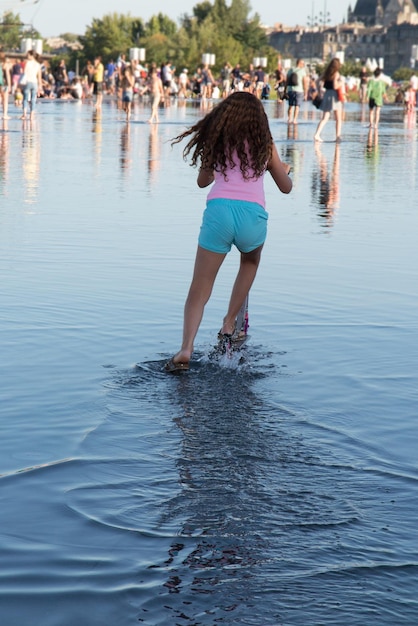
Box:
[269,0,418,73]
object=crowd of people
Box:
[1,48,417,132]
[274,57,417,140]
[0,50,276,122]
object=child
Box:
[404,84,416,114]
[165,91,292,372]
[120,65,135,121]
[367,67,387,128]
[14,87,23,108]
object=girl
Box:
[21,50,43,121]
[314,57,344,143]
[165,92,292,372]
[120,65,135,121]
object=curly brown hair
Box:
[171,92,273,180]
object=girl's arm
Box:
[267,144,292,194]
[197,167,214,188]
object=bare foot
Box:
[172,349,192,365]
[314,135,323,142]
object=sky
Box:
[5,0,351,37]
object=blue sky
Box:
[9,0,351,37]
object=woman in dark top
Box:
[314,58,344,143]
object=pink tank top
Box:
[207,155,266,208]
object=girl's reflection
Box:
[312,142,340,228]
[159,366,275,608]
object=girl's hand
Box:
[268,145,292,194]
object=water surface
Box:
[1,98,417,625]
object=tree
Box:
[193,2,213,24]
[80,13,144,62]
[141,32,171,66]
[0,11,24,50]
[145,13,177,37]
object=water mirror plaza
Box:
[1,96,418,624]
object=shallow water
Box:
[1,97,417,625]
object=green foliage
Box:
[193,2,213,23]
[141,32,171,66]
[80,12,145,62]
[145,13,177,37]
[392,67,415,82]
[340,59,365,77]
[0,11,25,50]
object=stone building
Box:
[269,0,418,73]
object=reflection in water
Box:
[404,108,417,130]
[147,363,283,621]
[91,110,102,171]
[273,99,285,120]
[0,120,9,195]
[147,124,160,185]
[365,127,380,184]
[280,135,304,184]
[119,122,131,174]
[287,122,298,141]
[132,357,375,624]
[360,102,369,126]
[22,128,41,205]
[366,126,379,157]
[312,142,340,228]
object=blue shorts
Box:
[198,198,268,254]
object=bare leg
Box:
[374,106,381,127]
[314,111,330,141]
[221,245,263,335]
[335,109,342,141]
[172,246,226,365]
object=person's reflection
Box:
[365,127,380,182]
[91,110,102,168]
[287,122,298,141]
[404,107,416,130]
[119,122,131,173]
[0,119,9,194]
[22,127,41,205]
[147,123,160,184]
[312,142,340,228]
[366,126,379,155]
[156,366,275,613]
[273,99,285,120]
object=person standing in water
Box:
[165,92,292,372]
[314,58,344,143]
